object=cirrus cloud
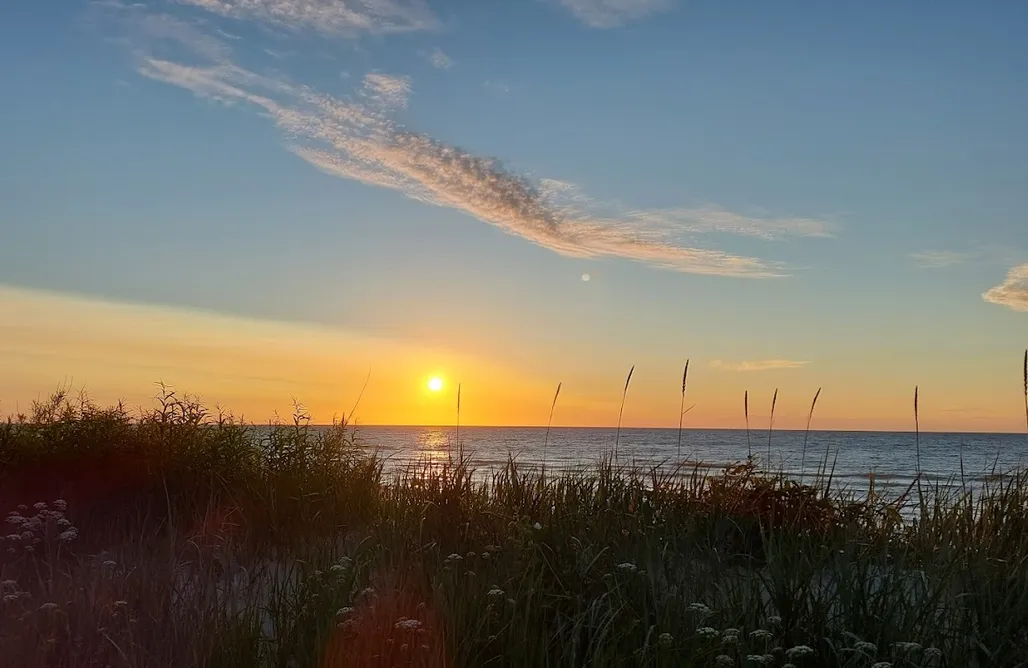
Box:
[710,359,810,372]
[175,0,438,35]
[983,264,1028,312]
[554,0,675,28]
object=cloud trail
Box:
[554,0,675,28]
[175,0,438,35]
[710,359,809,372]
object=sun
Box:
[427,377,444,392]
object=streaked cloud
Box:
[176,0,438,35]
[555,0,675,28]
[910,250,970,269]
[115,7,828,278]
[983,264,1028,312]
[424,48,453,69]
[710,359,809,372]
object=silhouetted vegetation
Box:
[2,388,1028,667]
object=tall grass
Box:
[799,387,821,483]
[543,382,561,474]
[1023,349,1027,437]
[744,390,751,459]
[766,388,778,467]
[614,365,634,462]
[4,356,1028,668]
[676,360,689,462]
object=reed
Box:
[744,390,751,459]
[1023,349,1027,437]
[766,388,778,467]
[799,387,821,483]
[676,359,689,462]
[914,385,922,497]
[455,383,461,456]
[542,382,561,474]
[614,366,634,462]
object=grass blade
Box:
[677,359,690,462]
[744,390,751,459]
[615,366,634,462]
[800,387,821,483]
[543,382,561,476]
[767,388,778,468]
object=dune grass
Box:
[2,388,1028,667]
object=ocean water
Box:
[353,426,1028,494]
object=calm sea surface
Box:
[351,426,1028,493]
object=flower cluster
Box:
[4,501,77,554]
[1,578,30,604]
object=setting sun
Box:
[427,376,444,392]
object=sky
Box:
[1,0,1026,431]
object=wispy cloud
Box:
[710,359,809,372]
[983,264,1028,312]
[423,47,453,69]
[114,7,826,278]
[555,0,675,28]
[910,250,970,269]
[176,0,438,35]
[362,73,411,108]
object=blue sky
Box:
[1,0,1026,429]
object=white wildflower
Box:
[767,615,782,626]
[58,528,78,542]
[114,600,128,607]
[854,641,877,654]
[615,562,638,574]
[33,502,47,511]
[871,663,893,668]
[697,627,720,640]
[52,500,67,511]
[2,594,19,604]
[5,515,24,526]
[336,607,354,619]
[444,553,463,562]
[395,618,422,631]
[329,564,346,573]
[16,505,27,511]
[485,544,501,553]
[892,642,922,654]
[750,629,773,641]
[533,522,542,530]
[687,602,712,616]
[657,632,673,647]
[337,619,357,632]
[487,587,504,598]
[39,602,59,612]
[57,518,71,527]
[4,534,20,541]
[715,655,734,667]
[466,551,476,559]
[923,647,943,663]
[0,580,17,590]
[746,655,771,665]
[786,645,814,659]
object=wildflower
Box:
[58,528,78,542]
[482,551,491,560]
[465,570,475,578]
[329,564,346,574]
[57,518,71,527]
[687,602,712,616]
[395,618,422,631]
[715,655,734,667]
[786,645,814,660]
[487,635,497,642]
[3,534,19,541]
[782,665,797,668]
[658,632,673,647]
[17,505,27,511]
[444,553,463,563]
[750,629,773,641]
[358,587,377,602]
[533,522,542,530]
[923,647,943,663]
[854,641,877,654]
[52,500,67,511]
[5,515,23,526]
[871,663,893,668]
[466,551,476,559]
[33,502,47,511]
[892,642,922,654]
[485,544,501,553]
[39,602,59,612]
[336,607,354,619]
[767,615,782,626]
[506,598,516,608]
[615,562,638,574]
[697,627,720,640]
[487,587,504,598]
[3,594,20,604]
[746,655,771,665]
[101,560,117,570]
[400,644,408,652]
[114,600,128,608]
[723,628,740,637]
[0,580,17,590]
[420,644,430,651]
[337,619,357,632]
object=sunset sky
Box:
[1,1,1026,431]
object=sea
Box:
[351,426,1028,495]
